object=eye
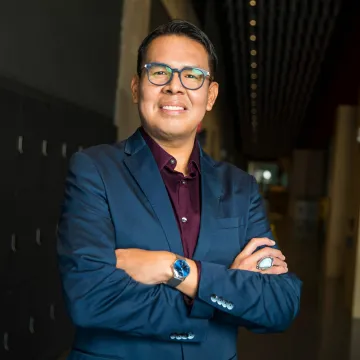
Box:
[182,68,204,81]
[153,71,167,76]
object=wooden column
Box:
[324,105,357,278]
[351,95,360,317]
[114,0,151,140]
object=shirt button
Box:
[181,180,187,185]
[170,159,176,165]
[181,217,188,223]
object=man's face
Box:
[131,35,219,141]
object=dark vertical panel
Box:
[0,82,116,359]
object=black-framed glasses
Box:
[143,62,213,90]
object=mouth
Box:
[159,103,188,114]
[162,105,185,110]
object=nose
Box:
[162,71,185,94]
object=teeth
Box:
[162,105,184,110]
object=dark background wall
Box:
[298,0,360,149]
[0,1,122,359]
[150,0,171,33]
[0,0,123,117]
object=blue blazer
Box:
[57,129,302,360]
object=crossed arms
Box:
[57,152,302,343]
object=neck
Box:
[144,128,197,175]
[161,140,194,175]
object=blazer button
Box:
[227,302,234,310]
[188,333,195,340]
[181,334,188,340]
[170,334,176,340]
[217,297,224,305]
[210,295,218,303]
[176,335,182,340]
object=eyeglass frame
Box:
[141,62,214,90]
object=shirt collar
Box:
[140,127,201,173]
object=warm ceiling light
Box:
[251,63,257,69]
[251,84,257,90]
[251,92,257,99]
[250,1,256,6]
[251,50,257,56]
[250,20,256,26]
[250,35,256,41]
[251,73,258,79]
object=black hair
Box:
[137,19,218,78]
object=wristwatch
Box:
[167,255,191,288]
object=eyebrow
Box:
[149,62,207,70]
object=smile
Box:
[161,105,185,111]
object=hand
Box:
[115,248,175,285]
[230,238,288,275]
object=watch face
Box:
[173,259,190,279]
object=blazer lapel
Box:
[123,130,184,256]
[193,151,222,260]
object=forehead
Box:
[145,35,209,70]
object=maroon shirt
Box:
[140,128,201,305]
[140,128,201,261]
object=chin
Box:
[156,125,196,140]
[155,119,195,136]
[161,127,192,139]
[141,113,198,139]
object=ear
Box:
[206,81,219,111]
[131,75,140,104]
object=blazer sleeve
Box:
[57,152,208,342]
[194,176,302,333]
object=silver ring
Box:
[256,256,274,271]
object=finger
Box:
[261,266,288,275]
[272,258,287,268]
[251,247,285,262]
[239,238,276,258]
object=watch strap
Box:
[167,276,183,288]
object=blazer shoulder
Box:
[76,140,126,164]
[201,152,255,196]
[210,156,254,183]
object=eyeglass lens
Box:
[147,64,205,89]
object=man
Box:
[57,19,302,360]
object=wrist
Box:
[176,259,198,298]
[163,252,177,283]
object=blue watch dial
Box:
[173,259,190,278]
